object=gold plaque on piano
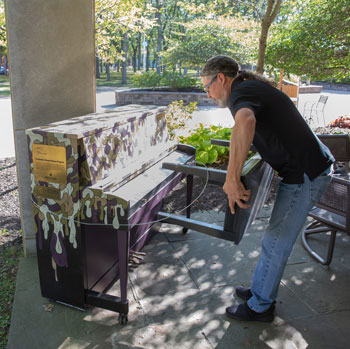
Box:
[32,144,67,184]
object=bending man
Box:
[201,55,334,322]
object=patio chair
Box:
[302,134,350,265]
[281,83,299,106]
[303,95,328,126]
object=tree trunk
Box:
[96,56,100,79]
[132,51,137,73]
[122,33,128,85]
[256,0,282,74]
[106,63,110,81]
[146,42,150,72]
[138,33,142,70]
[155,0,162,75]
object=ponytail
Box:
[201,55,276,88]
[238,69,277,88]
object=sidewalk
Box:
[7,208,350,348]
[4,88,350,348]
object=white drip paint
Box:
[68,202,80,249]
[82,189,93,218]
[104,205,108,225]
[112,204,125,229]
[53,214,64,255]
[39,205,50,240]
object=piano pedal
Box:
[129,257,141,265]
[130,254,144,262]
[130,250,146,258]
[128,263,138,269]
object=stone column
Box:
[5,0,96,255]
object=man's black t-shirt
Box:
[227,76,334,184]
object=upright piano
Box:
[26,105,272,324]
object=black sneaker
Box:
[226,303,275,322]
[235,286,253,301]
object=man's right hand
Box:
[223,180,251,214]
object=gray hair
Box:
[201,55,276,87]
[200,55,239,77]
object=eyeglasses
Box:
[203,75,217,93]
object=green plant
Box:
[132,70,162,87]
[161,71,198,89]
[165,100,197,140]
[178,124,232,165]
[133,70,199,89]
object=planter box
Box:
[115,88,217,106]
[299,85,323,93]
[115,84,324,108]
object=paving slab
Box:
[8,207,350,348]
[282,260,350,314]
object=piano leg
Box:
[183,174,193,234]
[117,229,130,324]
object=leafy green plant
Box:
[133,70,199,89]
[178,124,232,165]
[161,71,198,89]
[132,70,162,87]
[165,100,197,140]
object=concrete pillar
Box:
[5,0,96,255]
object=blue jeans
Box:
[247,167,333,313]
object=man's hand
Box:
[223,180,251,214]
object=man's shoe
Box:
[235,286,253,301]
[226,303,275,322]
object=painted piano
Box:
[26,105,273,324]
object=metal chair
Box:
[303,95,328,126]
[302,135,350,265]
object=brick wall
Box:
[115,90,217,106]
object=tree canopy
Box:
[265,0,350,80]
[161,15,259,69]
[0,2,6,55]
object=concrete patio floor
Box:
[7,207,350,348]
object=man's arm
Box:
[223,107,256,214]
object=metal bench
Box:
[302,134,350,265]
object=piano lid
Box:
[25,105,165,140]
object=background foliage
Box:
[265,0,350,80]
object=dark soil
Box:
[0,158,22,348]
[163,162,279,214]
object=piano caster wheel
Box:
[118,313,128,325]
[182,228,188,234]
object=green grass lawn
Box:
[1,69,200,96]
[0,70,136,97]
[96,70,136,87]
[0,75,10,97]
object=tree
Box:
[162,15,259,70]
[265,0,350,80]
[255,0,282,73]
[0,1,7,74]
[95,0,155,82]
[0,2,7,56]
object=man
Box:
[201,55,334,322]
